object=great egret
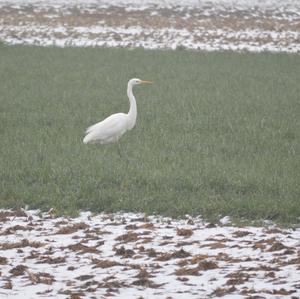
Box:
[83,78,152,144]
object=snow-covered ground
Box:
[0,0,300,10]
[0,209,300,298]
[0,0,299,52]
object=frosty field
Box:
[0,209,299,298]
[0,1,300,298]
[0,0,300,52]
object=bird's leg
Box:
[117,143,130,164]
[117,143,122,158]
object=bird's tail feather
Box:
[83,134,91,144]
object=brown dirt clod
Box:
[0,256,8,265]
[115,231,139,243]
[114,246,135,258]
[9,264,28,276]
[76,274,94,281]
[233,230,252,238]
[92,258,121,268]
[176,228,193,237]
[67,242,100,254]
[56,222,89,234]
[198,260,219,270]
[175,266,200,276]
[268,241,288,252]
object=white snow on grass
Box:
[1,24,300,53]
[0,0,300,52]
[0,0,300,10]
[0,209,300,298]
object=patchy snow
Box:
[0,0,300,10]
[0,209,300,298]
[0,0,300,52]
[1,24,300,52]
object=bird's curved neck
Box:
[127,83,137,129]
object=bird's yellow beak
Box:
[140,80,153,84]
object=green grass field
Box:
[0,44,299,225]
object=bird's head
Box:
[129,78,153,86]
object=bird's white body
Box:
[83,78,151,144]
[84,112,129,144]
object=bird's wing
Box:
[85,113,127,140]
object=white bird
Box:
[83,78,152,144]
